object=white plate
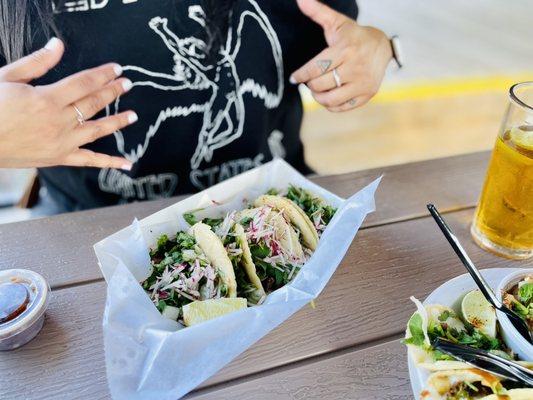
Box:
[407,268,520,398]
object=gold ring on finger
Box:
[72,104,85,126]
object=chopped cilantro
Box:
[427,319,504,353]
[250,244,271,259]
[518,282,533,305]
[239,216,253,227]
[157,300,167,312]
[183,212,197,226]
[201,217,224,229]
[284,185,337,226]
[176,232,195,249]
[438,310,452,321]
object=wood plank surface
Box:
[188,340,410,400]
[2,207,530,399]
[0,282,108,400]
[0,152,490,289]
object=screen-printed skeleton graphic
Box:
[108,0,284,170]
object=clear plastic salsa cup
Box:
[0,269,50,351]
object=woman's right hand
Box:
[0,37,136,170]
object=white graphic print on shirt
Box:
[268,130,286,159]
[189,153,265,190]
[98,169,178,201]
[55,0,136,12]
[97,154,266,198]
[95,1,287,200]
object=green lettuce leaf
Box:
[404,313,426,347]
[518,282,533,305]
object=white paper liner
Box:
[94,159,380,400]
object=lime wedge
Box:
[509,127,533,151]
[161,305,180,321]
[461,290,497,338]
[182,298,247,327]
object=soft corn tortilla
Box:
[189,222,237,297]
[254,195,319,250]
[233,207,304,297]
[422,369,503,399]
[237,207,304,261]
[481,389,533,399]
[234,223,266,297]
[269,211,305,260]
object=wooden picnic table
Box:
[1,151,532,400]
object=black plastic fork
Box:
[427,204,533,344]
[434,338,533,387]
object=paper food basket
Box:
[94,159,380,399]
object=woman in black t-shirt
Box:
[0,0,392,211]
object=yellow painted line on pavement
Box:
[303,72,533,111]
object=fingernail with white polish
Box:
[128,112,138,124]
[114,64,123,76]
[45,37,61,51]
[289,76,298,85]
[122,79,133,92]
[121,163,133,171]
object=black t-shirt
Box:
[31,0,357,210]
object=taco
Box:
[195,206,309,304]
[404,297,513,371]
[254,186,337,250]
[235,206,307,294]
[233,222,266,300]
[277,185,337,236]
[141,222,241,325]
[189,222,237,297]
[421,369,533,399]
[236,207,305,261]
[254,194,319,250]
[420,369,506,399]
[182,186,336,305]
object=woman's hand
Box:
[0,38,137,170]
[291,0,393,112]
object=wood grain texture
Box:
[188,340,410,400]
[0,282,108,400]
[303,92,503,175]
[0,152,490,289]
[2,208,531,399]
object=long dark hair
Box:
[0,0,59,63]
[0,0,238,64]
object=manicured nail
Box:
[121,162,132,171]
[113,64,123,76]
[128,112,138,124]
[289,75,298,85]
[45,37,61,51]
[122,79,133,92]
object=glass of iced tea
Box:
[471,81,533,259]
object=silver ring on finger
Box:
[332,68,342,88]
[72,104,85,126]
[348,98,357,107]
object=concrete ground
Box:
[302,0,533,173]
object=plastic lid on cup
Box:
[0,269,50,348]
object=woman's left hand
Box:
[291,0,393,112]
